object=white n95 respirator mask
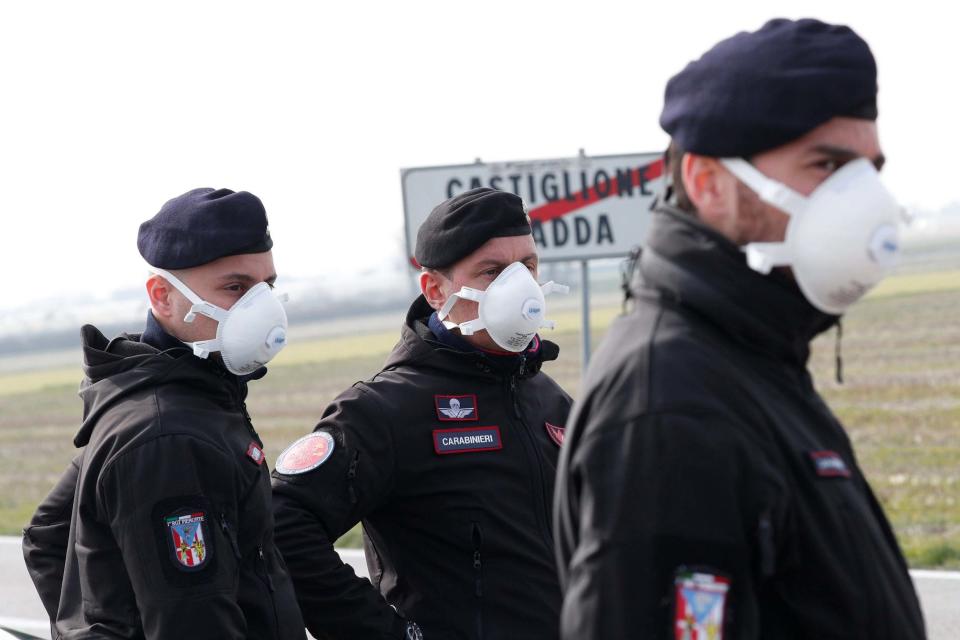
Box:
[150,268,289,375]
[437,262,569,352]
[720,157,904,315]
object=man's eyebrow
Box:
[474,259,509,270]
[219,272,278,284]
[811,144,886,170]
[474,255,538,270]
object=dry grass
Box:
[1,269,957,565]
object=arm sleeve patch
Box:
[275,431,336,475]
[151,495,219,585]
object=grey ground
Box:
[0,538,955,639]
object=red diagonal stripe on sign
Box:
[527,159,664,223]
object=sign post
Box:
[401,152,664,373]
[580,259,591,370]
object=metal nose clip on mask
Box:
[720,157,904,315]
[437,262,570,352]
[150,268,289,376]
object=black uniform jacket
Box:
[553,207,925,640]
[22,322,305,640]
[272,296,572,640]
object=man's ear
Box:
[146,274,177,319]
[420,270,448,311]
[681,152,739,234]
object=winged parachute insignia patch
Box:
[435,394,478,421]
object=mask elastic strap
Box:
[454,319,486,336]
[539,281,569,330]
[721,158,807,216]
[743,242,794,274]
[438,288,486,334]
[148,267,225,360]
[149,267,228,323]
[189,338,221,359]
[437,287,484,321]
[541,281,570,296]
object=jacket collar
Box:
[139,311,267,382]
[141,311,190,353]
[637,206,839,367]
[75,318,265,448]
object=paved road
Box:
[2,538,956,638]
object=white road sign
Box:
[401,152,664,265]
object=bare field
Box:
[0,269,958,564]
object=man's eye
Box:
[814,158,840,172]
[483,269,499,277]
[225,284,245,293]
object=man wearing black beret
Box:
[555,18,925,639]
[22,188,306,639]
[272,187,573,639]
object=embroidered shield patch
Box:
[275,431,336,475]
[545,422,565,446]
[165,510,211,571]
[674,570,730,639]
[435,394,479,421]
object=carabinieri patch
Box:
[433,426,502,455]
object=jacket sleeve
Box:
[95,434,249,639]
[272,383,406,640]
[23,453,81,626]
[554,407,786,639]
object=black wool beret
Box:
[660,18,878,158]
[138,188,273,269]
[415,188,532,270]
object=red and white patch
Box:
[808,450,851,478]
[246,442,265,466]
[545,422,565,446]
[674,570,730,639]
[275,431,335,475]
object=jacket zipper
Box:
[257,545,275,592]
[239,400,264,447]
[757,512,775,578]
[219,513,242,560]
[346,451,360,505]
[506,363,555,553]
[472,522,484,640]
[220,370,264,447]
[222,513,280,638]
[257,544,282,638]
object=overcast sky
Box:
[1,0,956,313]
